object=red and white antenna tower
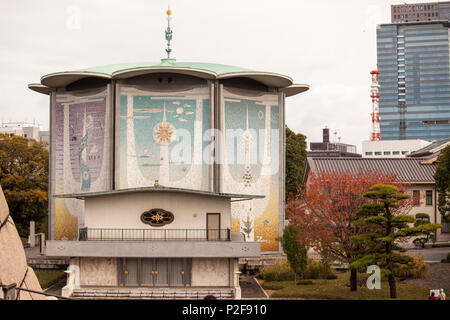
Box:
[370,68,381,141]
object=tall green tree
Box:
[435,145,450,223]
[0,134,49,237]
[351,184,440,299]
[281,225,308,284]
[285,126,307,200]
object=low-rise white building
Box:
[0,121,49,144]
[362,140,431,158]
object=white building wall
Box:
[362,140,431,158]
[84,191,231,230]
[0,122,44,141]
[405,184,450,242]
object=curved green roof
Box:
[30,59,309,96]
[77,61,256,76]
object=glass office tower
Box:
[377,21,450,141]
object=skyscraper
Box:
[391,1,450,23]
[377,20,450,141]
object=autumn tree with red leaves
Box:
[286,170,400,291]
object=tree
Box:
[285,126,307,200]
[351,184,441,299]
[287,170,398,291]
[435,145,450,223]
[281,225,308,284]
[413,213,435,248]
[0,134,49,237]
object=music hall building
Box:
[28,11,309,299]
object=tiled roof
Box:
[408,137,450,157]
[306,157,437,183]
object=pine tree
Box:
[351,184,441,299]
[413,213,435,248]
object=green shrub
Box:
[256,260,337,281]
[35,271,66,289]
[256,261,294,281]
[433,243,450,248]
[394,254,428,279]
[441,253,450,263]
[304,260,334,279]
[261,281,286,290]
[326,274,338,280]
[296,280,314,285]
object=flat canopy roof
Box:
[29,60,309,97]
[53,186,265,201]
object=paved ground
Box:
[44,279,66,297]
[239,275,267,299]
[406,247,450,263]
[24,246,41,259]
[405,263,450,292]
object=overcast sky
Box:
[0,0,433,152]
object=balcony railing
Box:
[78,227,231,241]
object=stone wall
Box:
[191,258,230,287]
[79,257,118,286]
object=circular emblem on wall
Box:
[141,208,174,227]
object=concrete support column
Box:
[28,221,35,247]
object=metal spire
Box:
[165,6,173,59]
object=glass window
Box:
[402,151,408,154]
[365,152,373,156]
[413,190,420,206]
[393,151,400,155]
[375,152,382,156]
[426,190,433,205]
[384,151,391,155]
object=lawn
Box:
[259,272,429,300]
[35,271,66,290]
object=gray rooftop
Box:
[53,185,265,201]
[305,157,437,183]
[408,138,450,158]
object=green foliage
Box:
[303,259,334,279]
[326,274,338,280]
[261,281,286,290]
[435,145,450,223]
[281,225,308,282]
[394,254,428,279]
[256,261,294,281]
[0,134,49,237]
[296,279,314,285]
[285,126,307,200]
[442,253,450,263]
[256,260,336,281]
[35,271,66,289]
[351,183,441,298]
[432,243,450,248]
[413,213,436,248]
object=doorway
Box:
[119,258,191,287]
[207,213,221,240]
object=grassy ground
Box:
[259,272,429,300]
[35,271,66,290]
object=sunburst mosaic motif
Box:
[153,121,176,144]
